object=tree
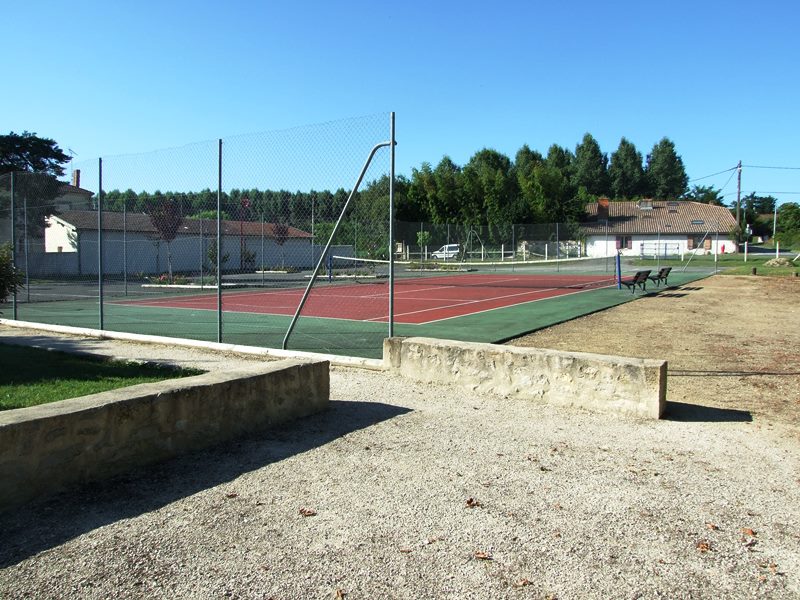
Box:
[206,238,229,281]
[0,242,23,306]
[144,197,184,282]
[272,223,290,268]
[0,131,70,176]
[645,138,688,200]
[460,148,518,232]
[572,133,609,198]
[683,185,724,205]
[408,162,437,223]
[1,131,69,239]
[608,138,645,199]
[432,157,463,224]
[775,202,800,248]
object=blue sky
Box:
[3,0,799,208]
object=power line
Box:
[742,165,800,170]
[688,165,738,183]
[721,190,800,197]
[718,168,738,194]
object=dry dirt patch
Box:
[507,274,800,429]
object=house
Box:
[581,199,738,258]
[41,210,316,276]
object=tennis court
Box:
[5,258,713,358]
[116,269,619,325]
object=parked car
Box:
[431,244,460,260]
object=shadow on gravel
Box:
[0,399,411,568]
[664,401,752,423]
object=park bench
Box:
[621,269,651,293]
[648,266,672,287]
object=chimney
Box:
[71,169,81,188]
[597,197,610,222]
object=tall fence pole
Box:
[98,157,104,330]
[217,139,223,343]
[10,172,17,319]
[23,194,29,302]
[123,196,128,295]
[389,111,396,338]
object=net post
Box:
[616,251,622,289]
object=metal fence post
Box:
[98,157,104,330]
[10,172,17,319]
[389,111,396,338]
[123,196,128,295]
[217,139,223,344]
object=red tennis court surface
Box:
[118,273,617,324]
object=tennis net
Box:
[329,255,622,290]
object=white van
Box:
[431,244,460,260]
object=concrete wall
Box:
[0,359,329,512]
[384,337,666,419]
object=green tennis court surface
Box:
[7,269,711,359]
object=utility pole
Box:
[736,160,742,229]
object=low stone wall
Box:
[384,337,666,419]
[0,359,329,512]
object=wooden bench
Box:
[648,266,672,287]
[621,270,651,293]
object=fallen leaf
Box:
[474,550,492,560]
[466,497,482,508]
[743,538,758,549]
[515,578,532,587]
[225,492,239,499]
[741,527,757,536]
[696,540,712,553]
[399,547,413,553]
[706,523,719,531]
[299,507,317,517]
[424,536,444,545]
[539,466,551,472]
[335,589,346,599]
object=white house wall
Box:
[68,232,314,276]
[44,218,77,253]
[585,234,737,258]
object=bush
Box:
[0,243,24,304]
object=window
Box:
[616,236,632,250]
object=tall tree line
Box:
[401,134,690,229]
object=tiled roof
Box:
[58,183,94,197]
[581,201,737,235]
[54,210,312,239]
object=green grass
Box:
[0,345,203,411]
[633,253,799,277]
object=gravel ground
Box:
[1,275,799,599]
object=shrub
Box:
[0,243,24,304]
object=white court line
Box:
[416,283,617,325]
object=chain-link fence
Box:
[0,114,393,357]
[1,117,731,359]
